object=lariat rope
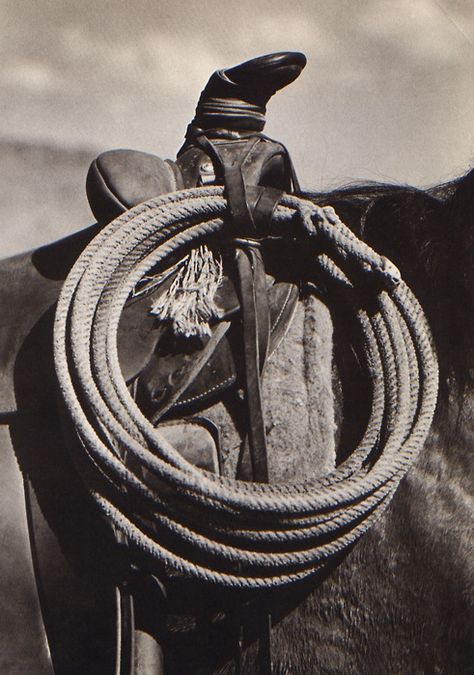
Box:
[54,186,438,590]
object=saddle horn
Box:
[176,51,306,211]
[188,51,307,133]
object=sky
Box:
[1,0,473,190]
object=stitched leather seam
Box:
[174,375,236,407]
[270,286,294,336]
[95,159,128,211]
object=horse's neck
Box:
[415,381,474,532]
[435,381,474,439]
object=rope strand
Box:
[54,186,438,589]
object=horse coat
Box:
[0,52,472,674]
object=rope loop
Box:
[54,186,438,589]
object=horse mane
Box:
[298,169,474,405]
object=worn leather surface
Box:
[0,240,118,673]
[88,142,301,429]
[0,425,53,674]
[189,51,306,132]
[86,149,183,225]
[123,271,298,420]
[0,251,59,674]
[154,420,219,473]
[0,211,323,675]
[176,138,292,193]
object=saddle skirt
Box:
[118,259,299,418]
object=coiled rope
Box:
[54,186,438,590]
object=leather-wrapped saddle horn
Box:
[86,51,306,225]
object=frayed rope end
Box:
[150,245,223,338]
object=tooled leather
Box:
[136,278,298,419]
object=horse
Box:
[0,52,472,674]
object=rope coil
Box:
[54,186,438,589]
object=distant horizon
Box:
[1,0,473,256]
[0,125,468,193]
[2,130,466,191]
[0,128,465,260]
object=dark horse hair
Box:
[297,167,474,405]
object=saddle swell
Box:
[87,51,306,227]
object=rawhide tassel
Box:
[150,244,222,338]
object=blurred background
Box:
[1,0,473,257]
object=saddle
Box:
[86,51,306,483]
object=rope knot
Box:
[294,201,318,238]
[376,256,401,288]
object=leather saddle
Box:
[86,51,307,482]
[17,52,308,675]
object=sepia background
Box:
[1,0,473,257]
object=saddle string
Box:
[234,245,270,483]
[53,186,438,592]
[149,244,223,338]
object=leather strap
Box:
[0,426,54,674]
[258,610,272,675]
[116,583,135,675]
[234,247,270,483]
[259,132,301,194]
[158,129,297,672]
[181,131,281,484]
[187,131,261,233]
